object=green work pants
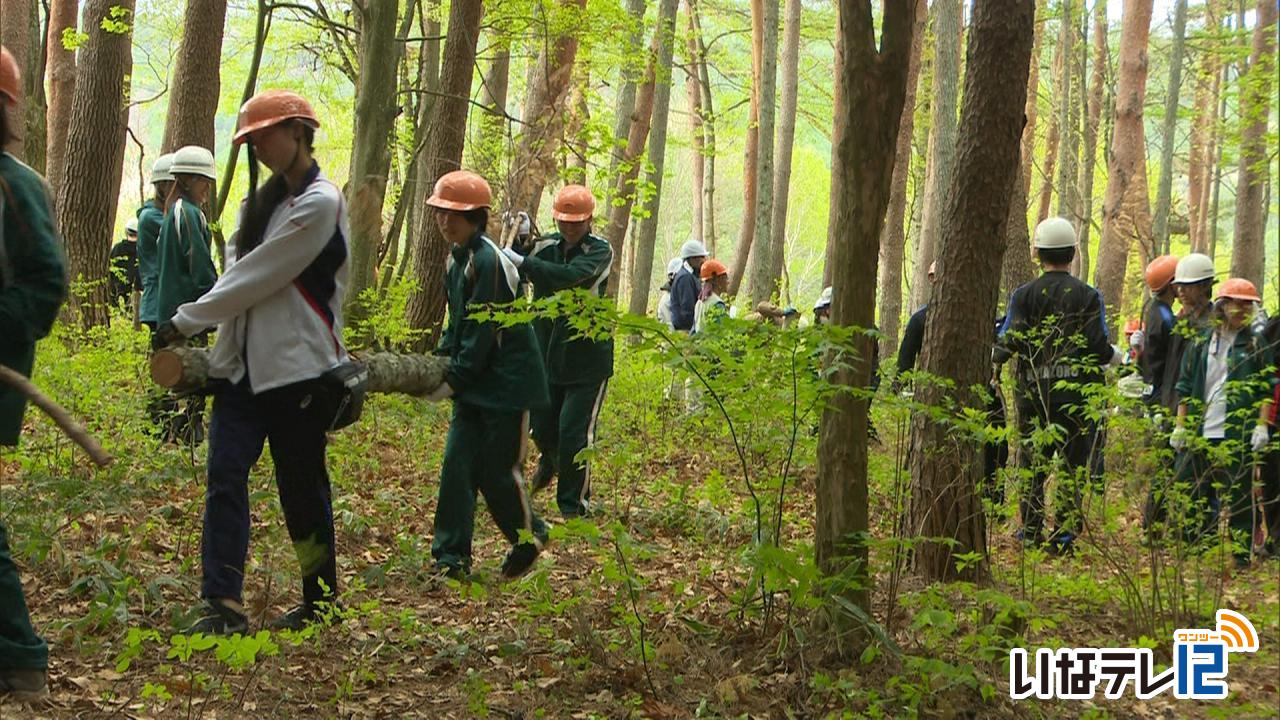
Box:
[531,380,609,517]
[0,521,47,670]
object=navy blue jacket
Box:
[669,266,701,332]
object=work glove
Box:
[425,382,454,403]
[1169,425,1188,451]
[501,247,525,268]
[1129,329,1145,351]
[155,320,186,347]
[1251,424,1270,453]
[1109,345,1128,366]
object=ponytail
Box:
[236,122,315,260]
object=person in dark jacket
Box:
[994,217,1122,555]
[503,184,613,518]
[0,47,69,698]
[1135,255,1179,408]
[425,170,550,580]
[137,154,173,329]
[894,261,934,379]
[108,217,140,307]
[670,239,708,332]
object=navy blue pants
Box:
[203,378,337,608]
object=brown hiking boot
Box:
[0,668,49,700]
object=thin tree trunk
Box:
[1152,0,1189,252]
[1034,14,1064,223]
[403,0,482,345]
[911,0,1034,583]
[1186,2,1219,254]
[684,0,705,245]
[1229,0,1277,287]
[877,0,928,360]
[1076,0,1106,281]
[1020,0,1050,200]
[818,0,918,623]
[473,35,511,188]
[44,0,76,191]
[1053,0,1078,223]
[161,0,228,153]
[745,0,780,303]
[58,0,136,328]
[1003,162,1038,296]
[909,0,962,311]
[728,0,764,297]
[626,0,681,316]
[821,26,844,288]
[1207,55,1227,260]
[563,70,590,178]
[606,0,647,215]
[762,0,802,301]
[690,0,717,253]
[214,0,270,225]
[1094,0,1154,331]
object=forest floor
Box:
[0,321,1277,719]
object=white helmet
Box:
[666,257,683,276]
[1033,217,1077,249]
[125,217,138,234]
[151,153,175,184]
[1173,253,1215,284]
[168,145,218,181]
[814,286,833,311]
[680,239,709,260]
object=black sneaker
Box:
[501,530,549,580]
[0,668,48,700]
[188,599,248,636]
[269,603,339,632]
[529,462,556,495]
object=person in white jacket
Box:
[157,90,350,635]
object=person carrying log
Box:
[0,46,69,699]
[501,184,613,519]
[424,170,550,580]
[155,90,351,634]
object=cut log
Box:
[0,365,113,467]
[149,347,449,397]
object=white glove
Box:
[517,211,531,237]
[1170,425,1188,450]
[1108,346,1126,367]
[1129,329,1145,351]
[501,247,525,268]
[1251,424,1270,453]
[425,382,455,403]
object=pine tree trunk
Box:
[684,0,705,246]
[877,0,928,360]
[1229,0,1276,288]
[403,0,483,346]
[909,0,962,311]
[1152,0,1188,252]
[817,0,918,618]
[505,0,587,215]
[911,0,1034,583]
[1093,0,1154,331]
[344,0,407,318]
[626,0,681,316]
[1076,0,1107,280]
[44,0,75,193]
[728,0,764,297]
[161,0,228,153]
[745,0,780,304]
[57,0,135,328]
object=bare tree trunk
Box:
[761,0,803,301]
[563,70,590,179]
[505,0,587,215]
[818,0,918,624]
[745,0,780,303]
[821,27,844,288]
[45,0,76,194]
[1,0,30,156]
[909,0,962,311]
[57,0,135,328]
[1093,0,1154,331]
[1076,0,1107,280]
[877,0,928,359]
[626,0,680,316]
[2,0,44,165]
[728,0,764,297]
[1229,0,1277,287]
[1207,54,1227,260]
[1052,0,1078,223]
[1187,8,1216,255]
[605,28,661,296]
[1034,13,1064,223]
[684,0,705,245]
[1020,0,1049,200]
[1003,162,1038,296]
[911,0,1034,583]
[161,0,228,153]
[1152,0,1188,252]
[473,35,511,188]
[690,0,717,253]
[215,0,271,224]
[403,0,482,345]
[605,0,647,214]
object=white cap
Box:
[680,239,709,259]
[125,217,138,234]
[666,258,683,276]
[1033,217,1077,249]
[151,153,175,184]
[814,286,833,311]
[168,145,218,181]
[1173,253,1215,284]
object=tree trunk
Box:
[44,0,74,193]
[1002,162,1038,296]
[1093,0,1154,331]
[160,0,228,153]
[1151,0,1188,252]
[563,70,590,179]
[745,0,780,303]
[1034,14,1064,223]
[153,346,449,397]
[215,0,271,225]
[876,0,928,360]
[728,0,764,297]
[821,26,844,289]
[603,36,659,297]
[1053,1,1079,224]
[684,0,705,245]
[1020,0,1050,200]
[605,0,647,215]
[472,35,511,193]
[911,0,1034,584]
[344,0,407,317]
[1186,4,1216,256]
[817,0,917,621]
[1076,0,1107,280]
[1,0,44,165]
[760,0,803,302]
[690,0,717,253]
[505,0,587,215]
[57,0,135,328]
[625,0,681,316]
[1207,55,1227,260]
[1229,0,1277,288]
[909,0,962,311]
[403,0,482,345]
[0,0,30,156]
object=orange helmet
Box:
[427,170,491,212]
[1216,278,1261,303]
[233,90,320,146]
[0,47,19,104]
[552,184,595,222]
[699,259,728,281]
[1144,255,1178,292]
